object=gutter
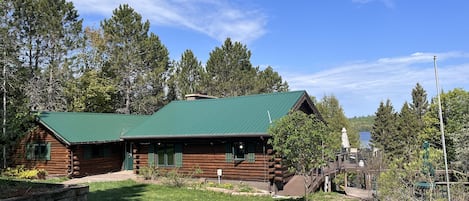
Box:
[121,133,271,140]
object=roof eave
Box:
[121,133,270,140]
[38,119,72,146]
[69,139,122,145]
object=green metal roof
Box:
[38,112,148,145]
[123,91,308,139]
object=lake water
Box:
[360,131,371,148]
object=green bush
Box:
[162,166,203,188]
[139,165,160,180]
[237,183,253,192]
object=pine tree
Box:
[255,66,289,93]
[205,38,256,97]
[396,102,420,161]
[101,4,169,114]
[205,38,288,97]
[173,49,204,99]
[371,99,399,160]
[13,0,83,111]
[410,83,429,121]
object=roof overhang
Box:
[38,118,72,146]
[121,133,270,140]
[291,91,325,122]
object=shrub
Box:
[1,165,47,180]
[162,166,203,188]
[237,183,253,192]
[139,165,160,180]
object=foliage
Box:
[162,166,203,188]
[204,38,288,97]
[269,111,337,174]
[100,4,169,114]
[349,115,374,132]
[376,147,444,200]
[1,165,47,180]
[171,49,205,99]
[371,99,399,160]
[315,95,360,148]
[269,111,339,200]
[423,88,469,163]
[14,0,83,111]
[255,66,289,94]
[396,102,420,161]
[138,165,160,180]
[139,165,203,188]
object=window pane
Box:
[234,143,245,159]
[157,148,165,165]
[166,144,174,166]
[33,144,47,160]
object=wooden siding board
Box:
[132,141,271,182]
[12,126,70,176]
[75,143,123,176]
[12,125,125,177]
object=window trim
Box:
[26,142,51,161]
[157,143,175,167]
[225,142,256,163]
[150,143,183,168]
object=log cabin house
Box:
[122,90,321,188]
[12,112,148,177]
[13,90,321,189]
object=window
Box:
[148,143,182,167]
[225,142,256,163]
[26,142,51,160]
[157,143,175,166]
[84,144,112,160]
[234,142,246,160]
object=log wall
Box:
[73,143,123,177]
[133,139,275,182]
[12,125,124,177]
[12,126,70,176]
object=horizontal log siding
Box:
[133,141,271,182]
[12,126,70,176]
[133,144,148,174]
[181,144,269,181]
[74,143,123,177]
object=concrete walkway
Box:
[62,171,136,185]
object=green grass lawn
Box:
[88,180,358,201]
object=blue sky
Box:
[71,0,469,117]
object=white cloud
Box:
[352,0,395,8]
[282,52,469,117]
[71,0,267,44]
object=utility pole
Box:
[434,56,451,200]
[2,45,6,169]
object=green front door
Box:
[124,142,133,170]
